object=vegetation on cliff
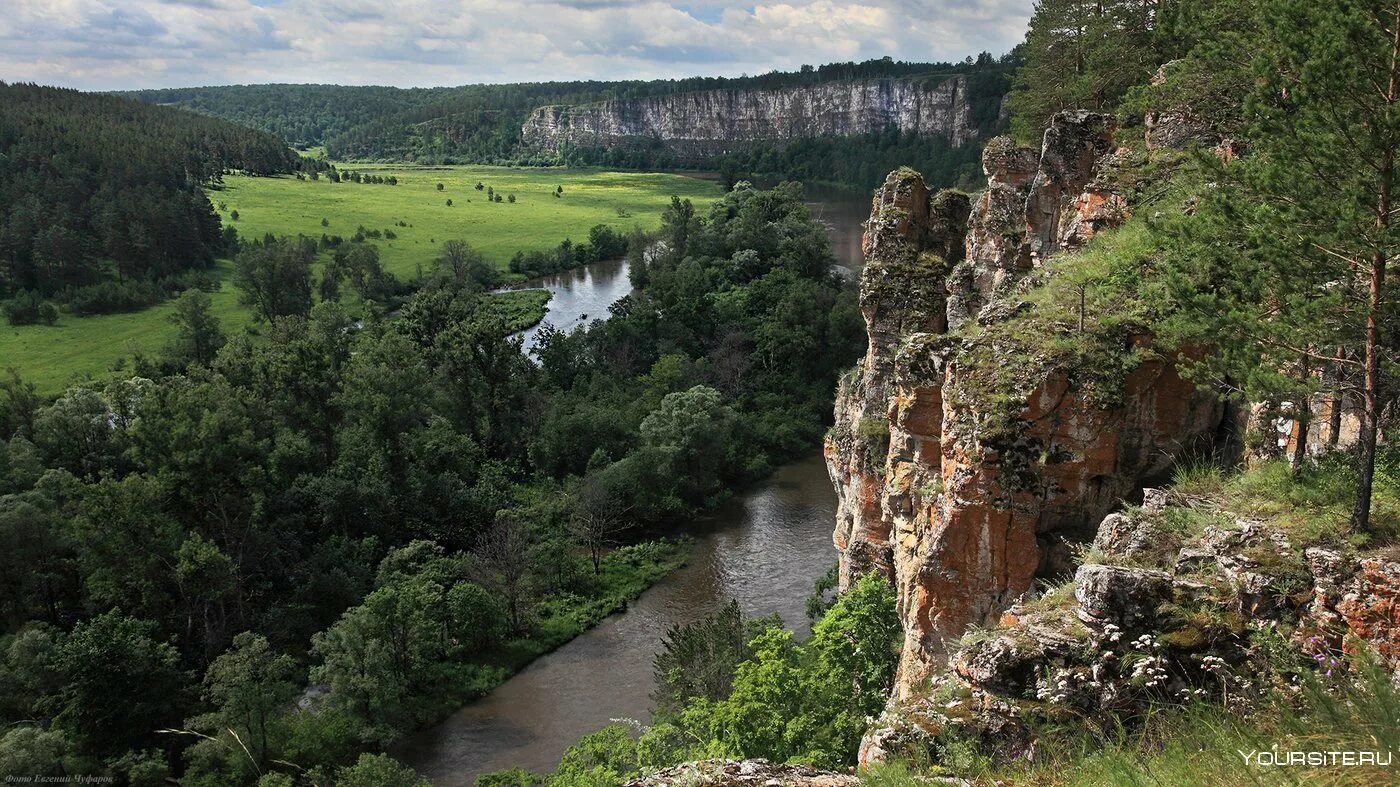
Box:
[856,451,1400,785]
[817,0,1400,782]
[119,58,1009,175]
[965,0,1397,530]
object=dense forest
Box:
[119,56,1013,188]
[0,181,863,782]
[0,84,307,309]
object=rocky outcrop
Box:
[949,112,1128,329]
[826,174,970,585]
[624,760,858,786]
[522,78,986,158]
[858,503,1400,767]
[825,111,1225,698]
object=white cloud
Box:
[0,0,1033,90]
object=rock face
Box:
[825,111,1225,697]
[522,78,985,158]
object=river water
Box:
[504,182,869,355]
[398,457,838,783]
[401,183,869,784]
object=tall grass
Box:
[1165,453,1400,549]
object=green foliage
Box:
[1216,455,1400,547]
[0,726,74,778]
[201,632,298,768]
[652,600,776,715]
[232,236,316,321]
[475,767,543,787]
[432,240,500,291]
[0,180,852,781]
[507,224,628,277]
[48,611,188,756]
[805,563,840,623]
[163,288,226,370]
[334,753,432,787]
[551,724,641,787]
[322,243,405,306]
[2,291,58,326]
[310,542,508,735]
[1007,0,1186,140]
[0,84,302,300]
[665,573,901,768]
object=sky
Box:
[1,0,1033,91]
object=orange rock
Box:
[828,116,1225,697]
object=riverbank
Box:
[400,457,839,785]
[387,539,691,733]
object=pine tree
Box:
[1163,0,1398,530]
[1007,0,1170,139]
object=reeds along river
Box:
[400,185,870,784]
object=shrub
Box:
[2,291,58,326]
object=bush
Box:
[2,291,58,326]
[476,768,543,787]
[61,280,160,316]
[335,754,430,787]
[53,272,222,317]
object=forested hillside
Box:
[120,57,1013,188]
[0,84,303,309]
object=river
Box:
[398,457,838,783]
[401,182,869,783]
[504,182,869,355]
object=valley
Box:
[0,165,718,394]
[212,166,720,279]
[3,6,1399,785]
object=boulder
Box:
[952,633,1045,697]
[1092,512,1159,563]
[1074,564,1173,630]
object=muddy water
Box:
[398,457,838,784]
[800,182,870,275]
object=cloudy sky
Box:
[2,0,1033,90]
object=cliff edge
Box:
[825,111,1228,696]
[522,77,986,158]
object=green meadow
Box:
[2,165,719,396]
[213,165,720,277]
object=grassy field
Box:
[2,260,250,396]
[3,166,718,396]
[213,165,719,277]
